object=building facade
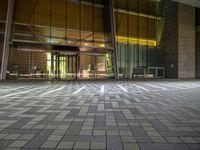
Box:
[0,0,199,80]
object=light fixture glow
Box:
[98,44,105,47]
[116,36,157,47]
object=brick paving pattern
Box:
[0,80,200,150]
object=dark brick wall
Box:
[162,0,179,78]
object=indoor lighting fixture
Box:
[116,36,157,47]
[98,44,105,47]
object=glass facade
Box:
[13,0,112,48]
[7,0,113,79]
[114,0,164,78]
[2,0,165,79]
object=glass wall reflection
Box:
[114,0,164,78]
[13,0,111,49]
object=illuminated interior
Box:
[0,0,164,79]
[116,36,157,47]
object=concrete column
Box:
[178,4,195,78]
[0,0,15,80]
[163,1,196,79]
[162,0,179,78]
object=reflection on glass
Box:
[13,0,110,49]
[115,0,164,78]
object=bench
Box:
[132,68,146,78]
[147,67,165,78]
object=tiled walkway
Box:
[0,80,200,150]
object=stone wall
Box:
[163,1,196,79]
[162,0,179,78]
[178,4,195,78]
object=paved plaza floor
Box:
[0,80,200,150]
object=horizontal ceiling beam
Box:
[173,0,200,8]
[68,0,104,8]
[114,8,162,20]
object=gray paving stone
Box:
[8,140,28,148]
[180,137,199,144]
[139,143,192,150]
[0,134,7,139]
[188,144,200,150]
[93,130,106,136]
[41,141,59,148]
[107,131,120,136]
[165,137,183,143]
[143,126,156,131]
[90,142,106,149]
[52,129,67,135]
[57,141,74,149]
[0,80,200,149]
[120,131,133,136]
[180,127,195,132]
[32,124,45,129]
[45,124,58,129]
[47,135,62,141]
[4,134,22,140]
[150,136,167,143]
[123,143,140,150]
[135,136,152,143]
[146,131,161,137]
[24,130,53,148]
[91,135,106,143]
[107,142,123,150]
[81,126,93,131]
[57,125,69,130]
[0,140,13,149]
[77,135,91,142]
[80,130,92,135]
[19,134,35,140]
[74,142,90,149]
[4,148,21,150]
[121,136,136,143]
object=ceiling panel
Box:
[173,0,200,8]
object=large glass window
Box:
[13,0,110,49]
[10,0,114,80]
[114,0,164,78]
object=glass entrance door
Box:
[47,52,78,80]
